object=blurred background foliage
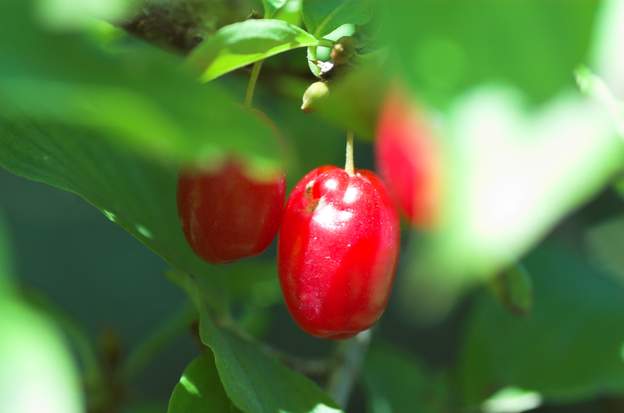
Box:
[1,0,624,412]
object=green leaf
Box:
[262,0,288,18]
[591,0,624,100]
[302,0,373,37]
[168,353,240,413]
[0,1,287,290]
[0,298,84,413]
[188,19,319,82]
[488,264,533,316]
[0,211,14,292]
[363,341,447,413]
[401,87,624,317]
[37,0,138,29]
[387,0,599,107]
[458,243,624,407]
[585,214,624,286]
[174,272,341,413]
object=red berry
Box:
[278,166,400,339]
[177,159,286,264]
[376,89,442,228]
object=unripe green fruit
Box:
[301,81,329,112]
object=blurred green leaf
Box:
[488,264,533,316]
[262,0,288,18]
[0,0,289,295]
[168,352,240,413]
[387,0,598,108]
[0,298,83,413]
[275,0,303,26]
[302,0,373,37]
[0,211,14,292]
[363,341,448,413]
[459,243,624,407]
[170,271,341,413]
[188,19,319,82]
[404,87,624,316]
[0,0,283,174]
[481,387,543,413]
[37,0,138,29]
[585,215,624,286]
[591,0,624,100]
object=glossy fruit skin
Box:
[376,89,441,227]
[177,159,286,264]
[278,166,400,339]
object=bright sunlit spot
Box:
[481,387,543,413]
[313,199,353,230]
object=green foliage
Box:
[388,0,599,107]
[302,0,373,37]
[459,243,624,407]
[169,353,240,413]
[262,0,288,18]
[0,0,283,173]
[188,19,320,82]
[363,341,447,413]
[0,212,14,292]
[488,264,533,316]
[0,298,84,413]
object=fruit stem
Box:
[345,131,355,176]
[326,329,372,408]
[244,61,264,107]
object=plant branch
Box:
[326,329,372,408]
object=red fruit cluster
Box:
[176,91,436,338]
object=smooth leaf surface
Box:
[592,0,624,99]
[401,87,624,319]
[0,298,84,413]
[171,272,342,413]
[387,0,598,107]
[263,0,288,18]
[168,352,239,413]
[188,19,319,82]
[302,0,373,37]
[459,242,624,406]
[0,0,283,173]
[363,341,446,413]
[488,264,533,316]
[585,215,624,286]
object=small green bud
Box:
[301,81,330,113]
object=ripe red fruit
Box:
[177,159,286,264]
[375,89,441,227]
[278,166,400,339]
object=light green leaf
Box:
[36,0,138,29]
[0,298,83,413]
[168,353,240,413]
[402,87,624,318]
[302,0,373,37]
[591,0,624,100]
[188,19,319,82]
[262,0,288,18]
[459,243,624,406]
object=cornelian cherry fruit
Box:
[278,165,400,339]
[376,88,442,228]
[177,159,285,264]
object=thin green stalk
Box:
[345,131,355,175]
[244,61,264,108]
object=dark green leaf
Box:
[263,0,288,18]
[173,272,342,413]
[302,0,373,37]
[459,243,624,407]
[363,341,448,413]
[188,19,319,82]
[0,298,83,413]
[168,353,240,413]
[0,211,14,292]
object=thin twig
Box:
[326,329,372,408]
[244,61,264,108]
